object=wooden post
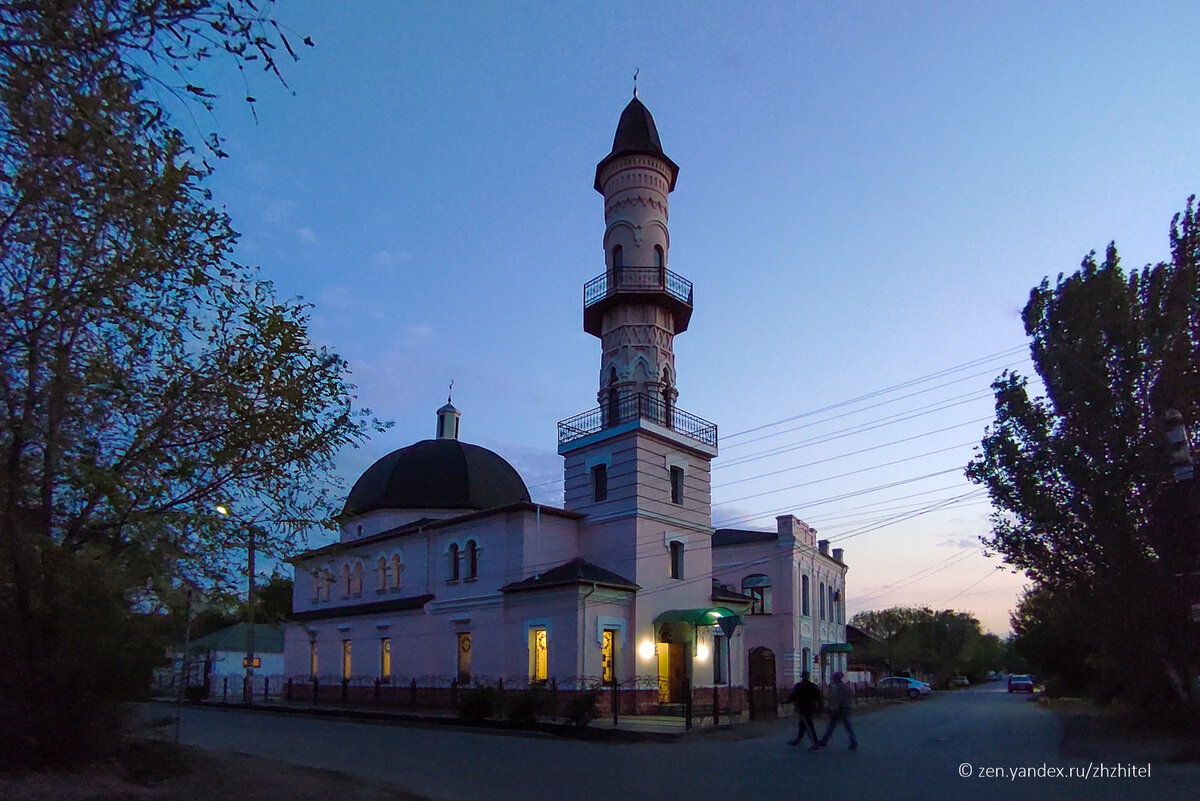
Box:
[713,685,720,727]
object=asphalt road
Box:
[165,683,1200,801]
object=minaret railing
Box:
[583,266,693,309]
[557,393,717,449]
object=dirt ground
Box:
[0,743,432,801]
[1049,697,1200,764]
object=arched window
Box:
[466,539,479,579]
[801,575,810,616]
[391,554,403,589]
[606,367,619,428]
[311,570,322,603]
[653,245,664,268]
[352,561,364,596]
[449,543,460,581]
[612,245,624,286]
[342,564,352,598]
[377,557,388,591]
[819,581,826,620]
[320,569,332,602]
[742,574,772,615]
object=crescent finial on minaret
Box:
[633,68,639,98]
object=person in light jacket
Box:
[815,671,858,751]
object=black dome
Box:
[594,96,679,191]
[343,439,531,517]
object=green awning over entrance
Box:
[820,642,853,654]
[653,607,743,626]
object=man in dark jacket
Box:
[784,670,822,747]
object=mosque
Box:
[283,94,850,710]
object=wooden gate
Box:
[747,646,777,720]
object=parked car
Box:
[1007,674,1035,693]
[879,676,933,699]
[953,675,970,687]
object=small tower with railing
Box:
[558,93,718,607]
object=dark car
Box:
[1007,674,1034,693]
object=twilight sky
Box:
[192,1,1200,633]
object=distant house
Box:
[187,622,285,681]
[711,519,850,687]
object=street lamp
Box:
[216,505,256,704]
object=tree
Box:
[967,197,1200,713]
[0,2,381,765]
[850,605,991,683]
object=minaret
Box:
[586,94,691,422]
[556,93,725,700]
[557,91,717,574]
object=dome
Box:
[594,96,679,191]
[343,439,531,517]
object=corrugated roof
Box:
[187,623,285,654]
[501,557,638,594]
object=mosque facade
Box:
[283,95,849,708]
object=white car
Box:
[878,676,933,699]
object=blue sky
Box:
[192,1,1200,633]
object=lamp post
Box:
[217,505,256,704]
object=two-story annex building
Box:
[283,94,850,706]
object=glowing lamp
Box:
[696,644,710,661]
[638,640,656,660]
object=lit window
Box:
[669,540,684,579]
[380,638,391,682]
[341,639,352,681]
[309,639,318,678]
[529,628,548,683]
[592,464,608,502]
[601,629,617,684]
[670,466,684,504]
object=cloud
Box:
[261,198,294,226]
[937,536,981,550]
[371,249,413,270]
[297,227,318,244]
[318,285,353,311]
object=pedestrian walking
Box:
[784,670,822,747]
[815,671,857,751]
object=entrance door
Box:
[657,642,689,703]
[747,646,777,719]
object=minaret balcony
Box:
[558,392,717,451]
[582,266,693,336]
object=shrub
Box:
[457,685,502,722]
[507,687,553,727]
[563,690,601,729]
